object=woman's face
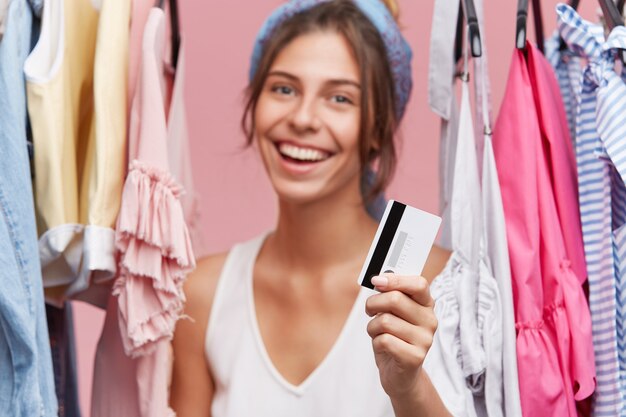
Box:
[254,30,363,206]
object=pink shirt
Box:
[92,6,195,417]
[493,43,595,417]
[526,41,595,403]
[527,40,587,287]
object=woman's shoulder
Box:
[184,233,267,317]
[184,252,229,317]
[195,252,230,281]
[171,252,231,412]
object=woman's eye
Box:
[272,85,295,96]
[331,95,353,104]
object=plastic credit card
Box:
[358,200,442,289]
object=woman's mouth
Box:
[275,142,333,164]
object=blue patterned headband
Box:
[249,0,413,121]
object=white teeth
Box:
[278,143,330,162]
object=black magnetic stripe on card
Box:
[361,201,406,289]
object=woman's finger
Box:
[365,290,438,331]
[371,332,430,370]
[370,274,434,307]
[367,312,427,346]
[365,290,419,323]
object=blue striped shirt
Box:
[558,4,626,416]
[545,30,584,144]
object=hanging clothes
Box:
[0,0,57,415]
[544,31,583,143]
[527,38,596,404]
[426,9,471,413]
[425,72,483,417]
[453,73,504,417]
[424,33,510,416]
[475,56,520,417]
[92,296,141,417]
[453,68,488,416]
[114,5,194,361]
[472,29,523,417]
[469,0,491,160]
[530,35,593,385]
[558,4,626,416]
[427,59,508,417]
[166,46,203,254]
[24,0,130,308]
[534,33,589,290]
[428,1,520,415]
[428,0,460,251]
[493,40,596,417]
[495,45,564,417]
[92,5,195,417]
[456,53,507,417]
[91,3,157,412]
[436,97,460,252]
[46,303,81,417]
[127,0,153,112]
[424,269,471,417]
[470,55,521,416]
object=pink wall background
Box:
[72,0,601,414]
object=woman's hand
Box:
[365,273,438,402]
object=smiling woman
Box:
[242,2,398,202]
[254,31,364,204]
[169,1,452,417]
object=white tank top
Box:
[205,234,395,417]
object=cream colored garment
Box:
[25,0,130,308]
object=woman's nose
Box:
[288,96,322,134]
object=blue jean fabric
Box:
[47,303,80,417]
[0,0,58,416]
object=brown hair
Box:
[241,0,401,201]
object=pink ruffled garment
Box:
[493,44,594,417]
[165,45,204,255]
[92,6,193,417]
[114,6,195,357]
[127,0,153,112]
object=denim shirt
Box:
[0,0,58,415]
